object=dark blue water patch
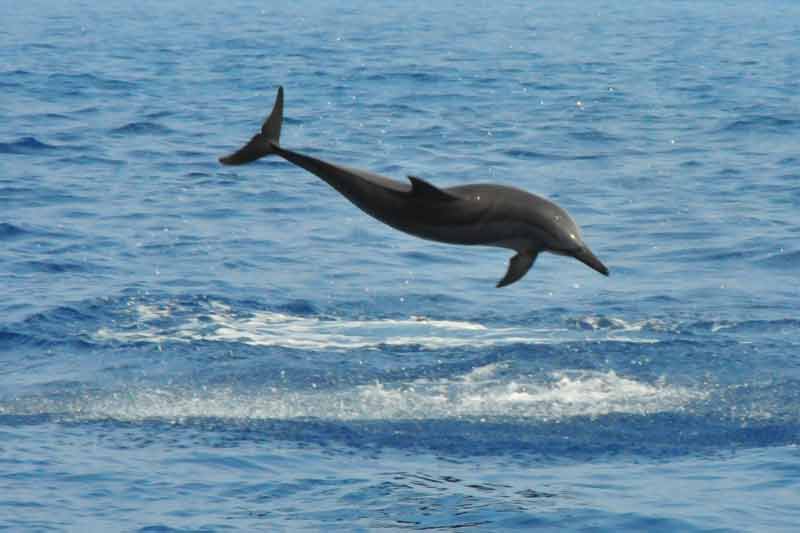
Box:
[275,299,319,316]
[0,414,60,427]
[126,149,164,160]
[538,511,702,533]
[0,223,28,240]
[59,407,799,462]
[364,71,449,84]
[0,330,40,350]
[0,221,76,241]
[0,186,83,208]
[279,116,303,127]
[718,115,800,134]
[366,102,426,115]
[676,82,716,95]
[51,130,88,143]
[0,326,96,354]
[0,69,35,88]
[755,249,800,270]
[568,129,622,144]
[716,167,743,178]
[110,122,174,136]
[399,250,468,264]
[184,172,212,179]
[72,106,101,116]
[222,473,684,530]
[658,145,708,156]
[648,245,755,264]
[174,150,207,159]
[24,111,79,123]
[156,160,219,173]
[0,136,58,155]
[144,110,174,120]
[0,68,33,77]
[16,259,100,274]
[48,72,137,93]
[136,525,205,532]
[503,148,607,161]
[53,155,127,167]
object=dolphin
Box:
[219,86,609,287]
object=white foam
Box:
[133,304,173,321]
[66,364,705,423]
[576,315,671,333]
[94,301,659,350]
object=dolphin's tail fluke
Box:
[219,86,284,165]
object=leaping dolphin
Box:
[219,86,609,287]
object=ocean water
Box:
[2,0,799,530]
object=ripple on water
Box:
[0,137,58,155]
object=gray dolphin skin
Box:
[219,86,609,287]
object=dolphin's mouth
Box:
[573,247,609,276]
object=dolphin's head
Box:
[541,203,609,277]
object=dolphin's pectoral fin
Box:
[497,252,537,288]
[408,176,459,202]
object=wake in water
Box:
[93,299,663,350]
[0,297,709,425]
[3,363,703,424]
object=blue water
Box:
[2,0,800,530]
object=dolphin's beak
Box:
[573,246,609,276]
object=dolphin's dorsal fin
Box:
[497,252,537,288]
[408,176,458,202]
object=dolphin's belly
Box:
[400,220,542,250]
[334,180,551,252]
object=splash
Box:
[94,300,659,351]
[60,364,704,423]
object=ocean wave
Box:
[0,222,28,240]
[0,136,58,154]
